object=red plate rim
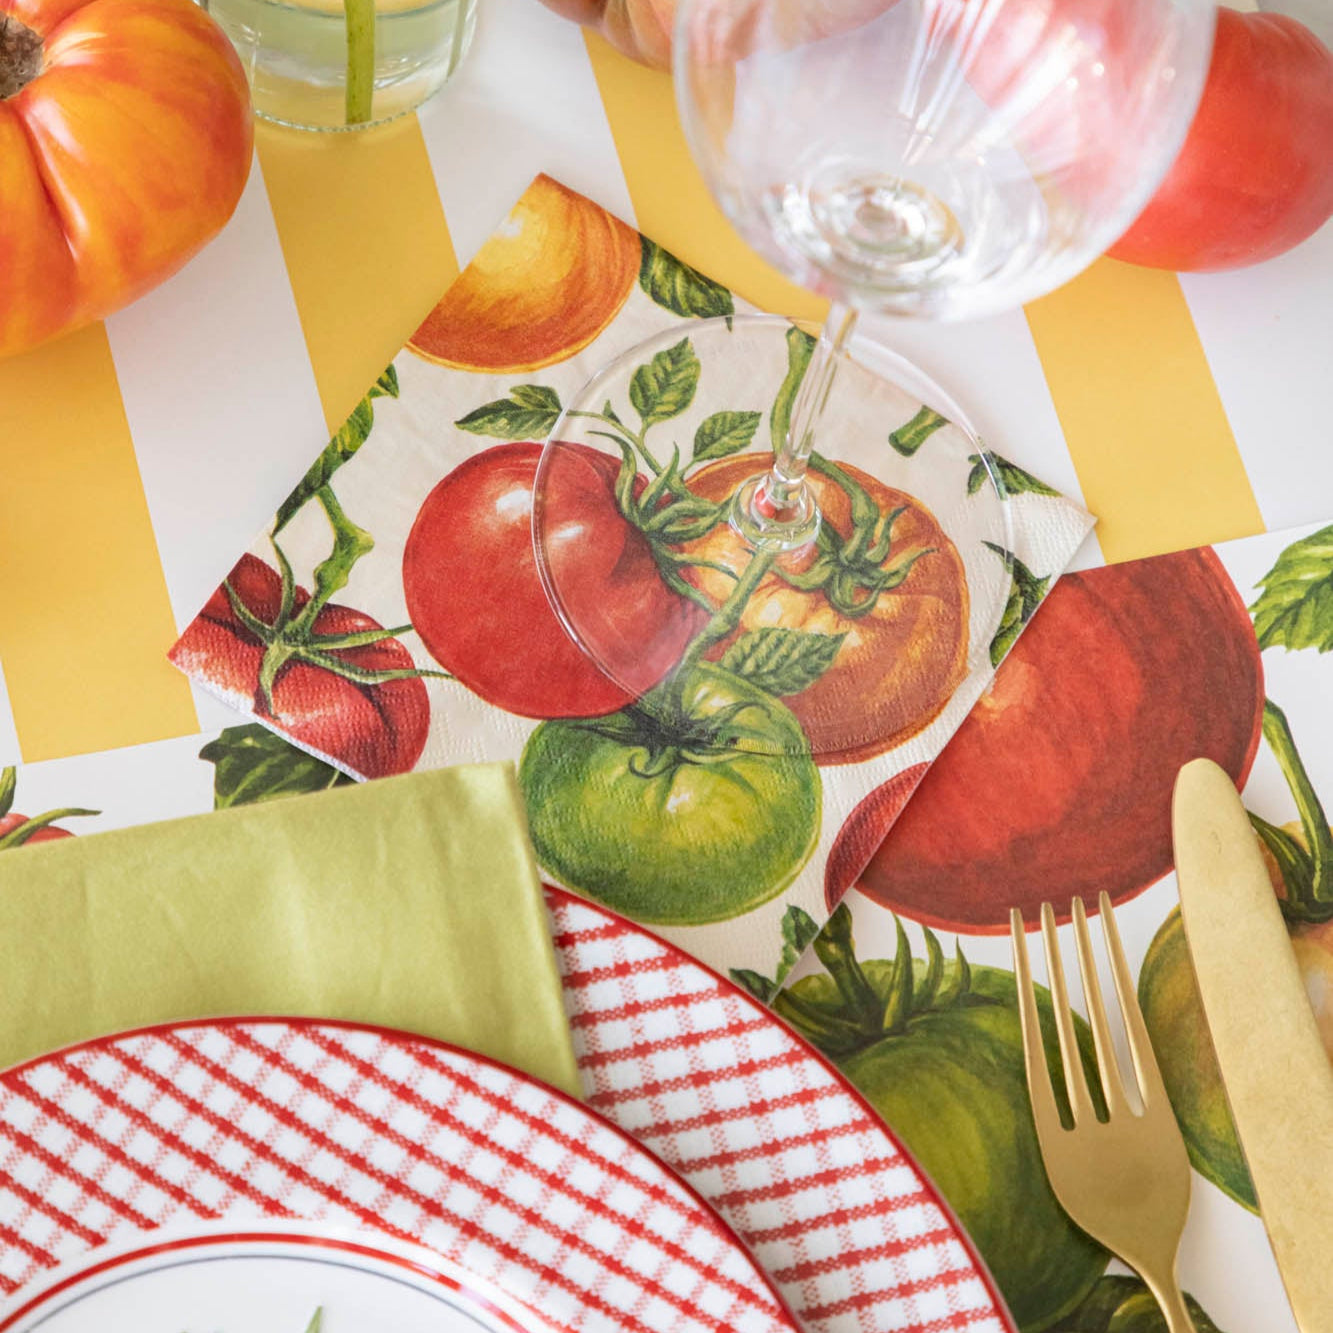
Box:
[0,1011,806,1333]
[541,882,1017,1332]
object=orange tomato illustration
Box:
[409,175,640,374]
[682,454,969,765]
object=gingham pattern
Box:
[549,888,1013,1333]
[0,1020,798,1333]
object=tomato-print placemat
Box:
[168,173,1094,981]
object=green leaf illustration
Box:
[304,1311,323,1333]
[779,904,823,976]
[1048,1275,1221,1332]
[274,364,399,532]
[199,725,353,809]
[730,968,779,1004]
[630,337,700,428]
[1249,524,1333,653]
[692,410,761,464]
[889,406,949,456]
[720,627,846,696]
[455,383,563,441]
[985,542,1051,666]
[729,906,823,1003]
[638,237,734,320]
[967,450,1061,498]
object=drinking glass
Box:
[533,0,1215,758]
[207,0,477,131]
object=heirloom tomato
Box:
[1109,9,1333,271]
[854,548,1263,932]
[534,0,675,67]
[171,553,430,779]
[0,0,253,357]
[539,0,896,69]
[681,454,969,765]
[519,663,820,925]
[402,442,701,719]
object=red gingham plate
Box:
[547,887,1014,1333]
[0,1019,803,1333]
[0,887,1012,1333]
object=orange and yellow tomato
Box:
[682,454,970,765]
[409,174,640,374]
[0,0,254,358]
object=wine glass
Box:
[533,0,1215,761]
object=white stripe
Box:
[0,731,220,836]
[1180,224,1333,537]
[860,307,1105,571]
[417,0,636,265]
[0,662,21,770]
[106,154,328,630]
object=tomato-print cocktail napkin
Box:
[170,174,1094,984]
[0,761,581,1095]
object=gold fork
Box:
[1010,892,1196,1333]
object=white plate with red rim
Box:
[0,1017,801,1333]
[0,885,1013,1333]
[3,1223,552,1333]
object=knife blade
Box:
[1173,757,1333,1333]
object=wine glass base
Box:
[533,314,1014,762]
[730,473,822,552]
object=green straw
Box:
[344,0,375,125]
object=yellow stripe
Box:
[256,117,459,433]
[1024,258,1264,563]
[0,325,199,762]
[583,32,826,324]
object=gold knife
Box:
[1173,757,1333,1333]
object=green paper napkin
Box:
[0,761,581,1095]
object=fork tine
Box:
[1071,897,1127,1117]
[1040,902,1096,1125]
[1098,891,1166,1109]
[1010,909,1065,1139]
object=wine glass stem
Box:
[766,300,859,507]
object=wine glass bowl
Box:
[532,0,1213,769]
[675,0,1217,320]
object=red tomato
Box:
[402,442,702,719]
[0,0,253,357]
[1109,9,1333,271]
[825,764,928,909]
[0,814,72,845]
[170,554,430,779]
[0,765,94,845]
[853,548,1265,933]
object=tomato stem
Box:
[670,547,776,702]
[570,410,672,482]
[1258,697,1333,914]
[0,807,99,850]
[814,904,894,1036]
[0,15,42,100]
